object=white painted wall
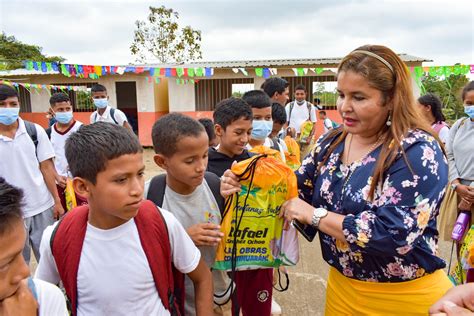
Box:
[168,79,195,112]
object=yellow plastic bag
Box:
[284,136,301,170]
[450,225,474,285]
[249,145,282,162]
[213,153,299,271]
[64,178,77,211]
[298,120,314,143]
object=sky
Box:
[0,0,473,67]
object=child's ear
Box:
[153,154,167,170]
[73,177,91,199]
[215,124,224,137]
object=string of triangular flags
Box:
[0,79,87,94]
[23,61,214,79]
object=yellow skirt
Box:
[325,267,452,316]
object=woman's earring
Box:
[386,113,392,127]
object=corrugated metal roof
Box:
[144,54,431,69]
[0,54,431,77]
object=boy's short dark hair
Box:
[271,103,287,125]
[319,110,327,115]
[294,84,306,92]
[261,77,289,98]
[65,122,142,184]
[0,84,18,101]
[49,92,71,106]
[213,97,252,130]
[0,177,23,235]
[198,118,216,141]
[91,84,107,93]
[242,90,271,109]
[152,113,205,157]
[314,98,321,105]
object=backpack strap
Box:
[204,172,225,215]
[45,126,52,139]
[307,102,312,121]
[271,137,281,151]
[24,121,38,155]
[288,101,295,123]
[147,174,167,207]
[134,200,184,316]
[109,107,119,125]
[147,172,225,215]
[50,205,89,315]
[93,112,98,123]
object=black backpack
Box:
[147,171,225,215]
[24,121,39,155]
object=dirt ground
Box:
[30,148,453,315]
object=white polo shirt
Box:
[0,118,55,218]
[285,101,317,133]
[90,106,128,126]
[51,121,83,177]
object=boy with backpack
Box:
[35,122,213,315]
[0,177,68,315]
[145,113,230,315]
[0,84,64,264]
[47,92,86,210]
[285,84,317,141]
[89,84,132,131]
[207,97,254,177]
[242,90,286,162]
[318,110,339,133]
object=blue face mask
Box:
[93,98,108,109]
[464,105,474,119]
[0,107,20,125]
[55,111,73,124]
[251,120,273,140]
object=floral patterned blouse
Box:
[296,129,448,282]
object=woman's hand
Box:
[429,283,474,315]
[456,184,474,204]
[220,169,241,199]
[280,197,314,225]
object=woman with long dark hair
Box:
[418,93,450,143]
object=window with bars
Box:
[194,78,254,111]
[50,82,97,112]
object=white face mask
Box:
[93,98,108,109]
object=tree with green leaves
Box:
[421,74,469,124]
[130,6,202,63]
[0,32,64,70]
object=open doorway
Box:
[115,81,138,134]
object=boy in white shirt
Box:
[0,84,64,264]
[0,177,68,315]
[318,110,334,133]
[47,92,86,209]
[89,84,132,131]
[35,122,213,315]
[285,84,317,140]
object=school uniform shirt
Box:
[35,208,201,316]
[0,118,55,218]
[144,180,226,316]
[207,147,254,177]
[89,106,128,126]
[323,118,333,133]
[285,101,317,133]
[50,121,83,177]
[32,278,69,315]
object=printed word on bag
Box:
[213,153,299,271]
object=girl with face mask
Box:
[444,81,474,226]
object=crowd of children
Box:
[1,74,473,316]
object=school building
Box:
[0,54,429,146]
